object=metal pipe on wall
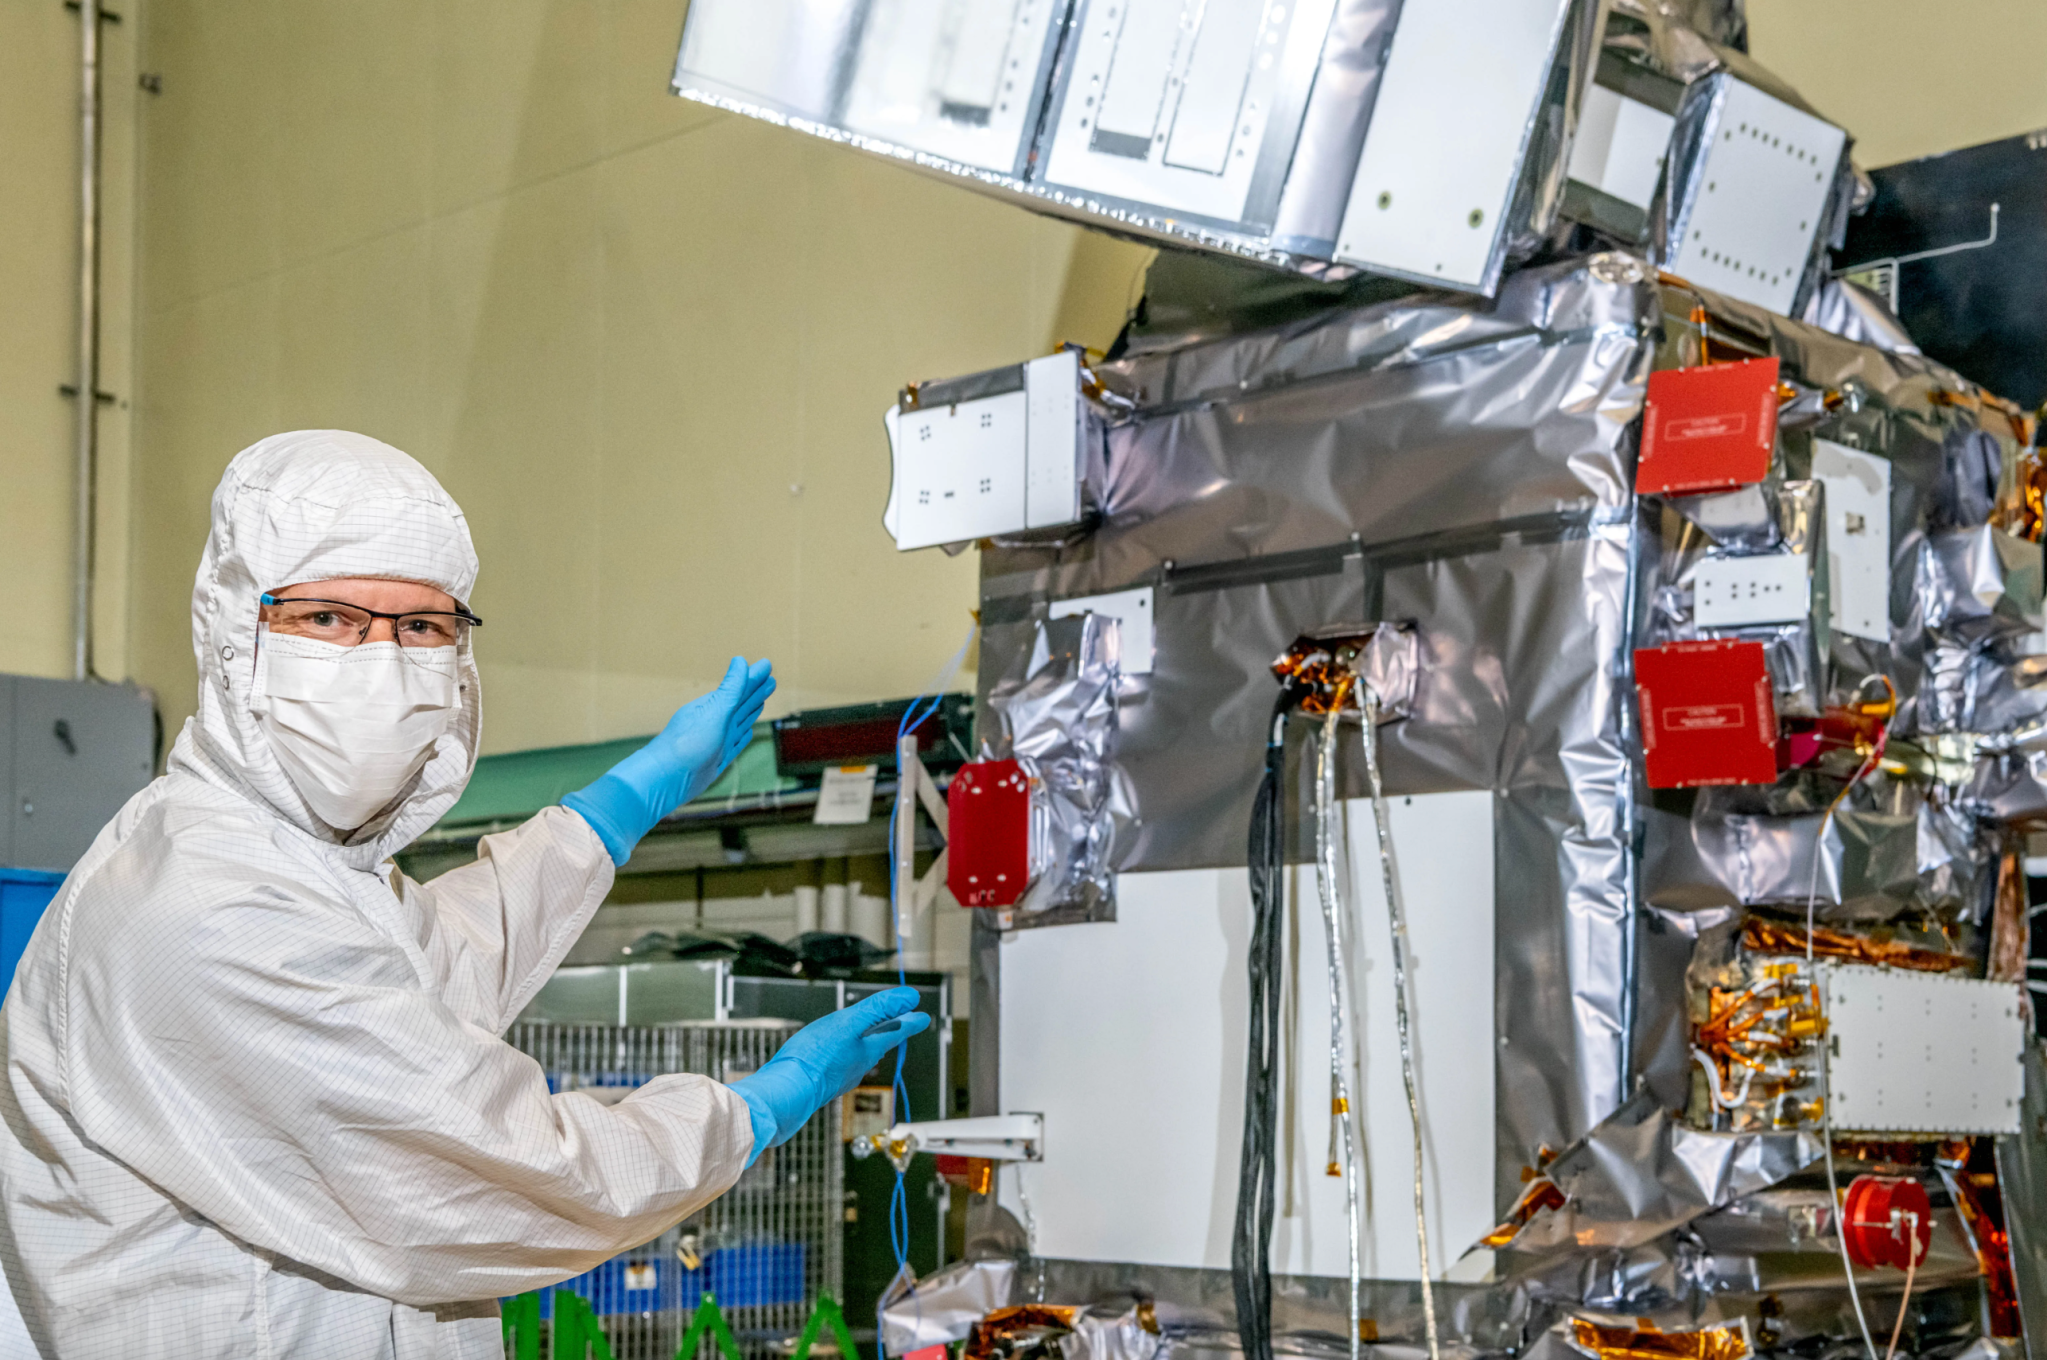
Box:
[72,0,103,682]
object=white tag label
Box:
[1694,552,1810,627]
[1812,439,1891,642]
[813,765,879,826]
[842,1085,896,1141]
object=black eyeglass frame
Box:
[258,592,484,643]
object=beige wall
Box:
[0,0,138,683]
[1749,0,2047,167]
[126,0,1151,755]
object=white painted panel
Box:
[1668,79,1845,317]
[1041,0,1313,224]
[1812,439,1891,642]
[1567,83,1673,211]
[841,0,1062,171]
[1273,792,1497,1280]
[998,792,1496,1278]
[1096,0,1191,151]
[1694,552,1809,627]
[885,391,1031,550]
[999,869,1246,1269]
[1825,967,2025,1136]
[1335,0,1573,291]
[885,351,1084,551]
[1604,92,1677,209]
[1049,588,1156,675]
[937,0,1023,109]
[1023,350,1083,530]
[1162,0,1266,174]
[1566,82,1621,194]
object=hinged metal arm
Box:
[850,1113,1045,1171]
[893,735,950,948]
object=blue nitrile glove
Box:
[729,987,932,1166]
[563,657,775,865]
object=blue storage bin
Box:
[534,1254,676,1319]
[525,1241,806,1319]
[706,1242,805,1307]
[0,870,64,988]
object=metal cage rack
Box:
[506,1019,845,1360]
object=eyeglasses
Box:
[259,593,484,649]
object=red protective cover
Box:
[946,760,1031,908]
[1634,641,1779,788]
[1842,1175,1933,1270]
[1636,358,1780,496]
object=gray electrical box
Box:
[0,676,156,871]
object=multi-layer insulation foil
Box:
[960,246,2044,1356]
[979,612,1137,923]
[978,255,1648,1173]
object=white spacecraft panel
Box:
[1567,81,1675,212]
[998,792,1497,1278]
[885,391,1033,550]
[1825,967,2025,1137]
[1667,78,1846,317]
[1335,0,1576,292]
[884,351,1085,551]
[1022,350,1083,530]
[1812,438,1892,643]
[1039,0,1333,227]
[841,0,1068,173]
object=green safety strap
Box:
[676,1291,744,1360]
[791,1294,862,1360]
[501,1292,541,1360]
[554,1291,620,1360]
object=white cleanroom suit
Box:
[0,431,754,1357]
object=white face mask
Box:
[256,632,461,831]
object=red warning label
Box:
[1634,640,1779,788]
[1636,358,1779,496]
[1661,703,1745,732]
[1663,413,1748,442]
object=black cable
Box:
[1234,693,1297,1360]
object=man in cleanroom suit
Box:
[0,430,924,1358]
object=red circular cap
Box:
[1842,1175,1934,1270]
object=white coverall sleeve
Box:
[397,805,615,1033]
[63,851,755,1306]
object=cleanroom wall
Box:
[125,0,1151,755]
[0,0,139,683]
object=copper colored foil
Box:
[1569,1317,1752,1360]
[1739,916,1975,974]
